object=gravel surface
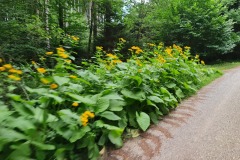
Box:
[106,66,240,160]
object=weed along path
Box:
[105,66,240,160]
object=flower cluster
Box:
[71,36,79,41]
[80,111,95,126]
[130,46,143,54]
[0,61,22,81]
[57,47,69,59]
[37,68,47,74]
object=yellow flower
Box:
[37,68,47,74]
[165,48,173,57]
[65,60,72,63]
[8,69,22,74]
[96,46,103,51]
[0,58,3,63]
[119,38,126,43]
[72,102,79,107]
[16,70,23,74]
[46,52,53,55]
[71,36,79,41]
[31,61,36,65]
[8,75,21,81]
[3,64,12,69]
[59,53,69,59]
[201,60,205,65]
[184,46,191,50]
[147,43,155,47]
[112,60,122,64]
[0,67,6,71]
[106,53,118,59]
[195,54,199,59]
[40,78,50,84]
[69,75,77,79]
[135,49,143,54]
[80,111,95,126]
[50,83,58,89]
[56,47,65,52]
[131,46,143,54]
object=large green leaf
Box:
[130,76,142,86]
[121,89,145,101]
[42,93,64,103]
[148,96,164,103]
[95,120,123,131]
[100,111,121,121]
[66,92,96,105]
[108,130,123,148]
[109,99,126,111]
[58,109,79,124]
[70,126,91,143]
[176,88,184,99]
[102,92,124,100]
[95,98,110,114]
[8,142,31,160]
[136,112,150,131]
[53,76,70,86]
[31,141,55,150]
[25,87,48,94]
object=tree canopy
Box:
[0,0,239,62]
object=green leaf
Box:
[108,130,123,148]
[8,117,36,132]
[100,111,121,121]
[176,88,184,99]
[58,109,79,124]
[53,76,70,86]
[121,89,145,101]
[70,126,91,143]
[131,76,142,86]
[148,96,164,103]
[160,87,171,96]
[0,128,27,142]
[159,105,169,115]
[136,112,150,131]
[95,120,124,132]
[149,112,159,124]
[7,93,23,101]
[42,93,64,103]
[66,92,96,105]
[25,87,48,94]
[8,142,31,160]
[102,92,123,100]
[31,141,55,150]
[95,98,110,114]
[165,83,176,88]
[109,99,126,111]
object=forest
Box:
[0,0,239,62]
[0,0,239,160]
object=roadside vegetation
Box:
[0,41,220,160]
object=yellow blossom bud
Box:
[72,102,79,107]
[37,68,47,74]
[50,83,58,89]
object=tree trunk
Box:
[45,0,50,49]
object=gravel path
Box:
[105,66,240,160]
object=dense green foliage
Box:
[0,42,220,159]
